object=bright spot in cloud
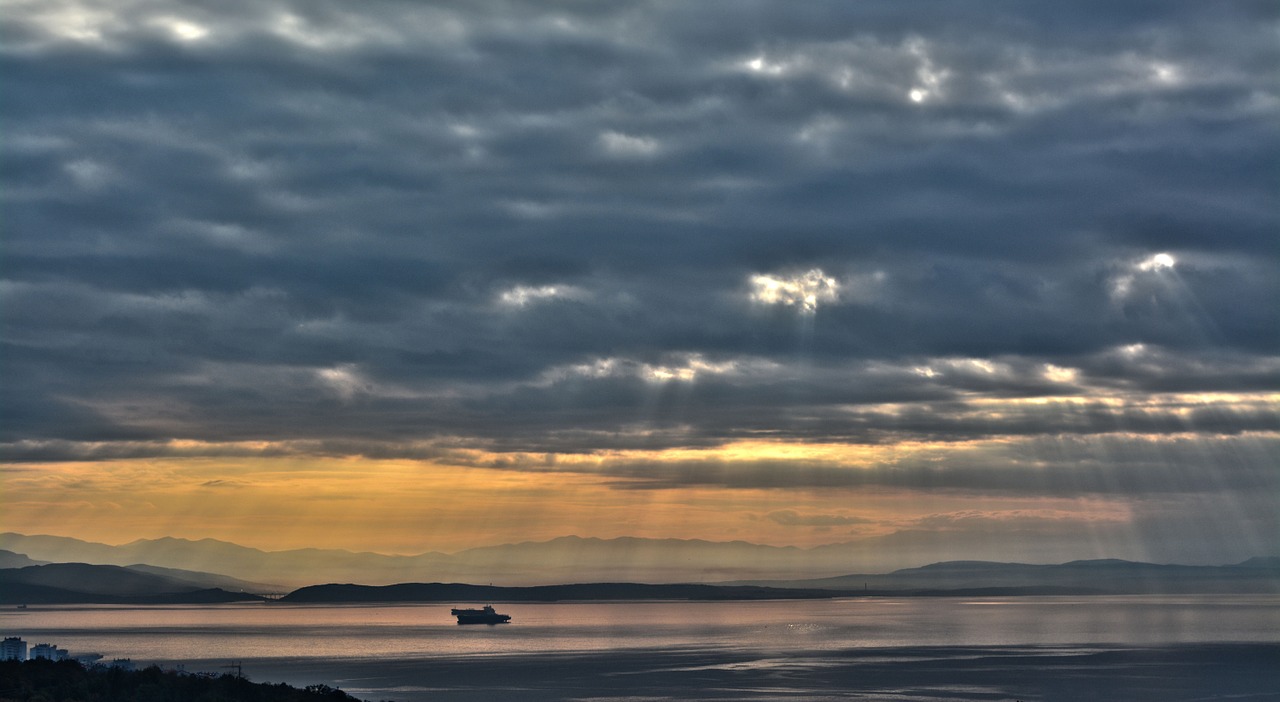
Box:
[744,55,788,76]
[153,17,209,41]
[539,353,745,385]
[561,358,619,380]
[34,7,116,44]
[1149,62,1183,86]
[269,11,392,50]
[316,364,366,400]
[499,284,588,307]
[1042,364,1079,383]
[1137,252,1177,271]
[1111,252,1178,300]
[750,269,840,313]
[1120,343,1147,358]
[950,358,999,375]
[641,354,738,384]
[599,131,660,159]
[906,37,949,103]
[908,357,1016,380]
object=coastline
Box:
[153,642,1280,702]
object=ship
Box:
[451,605,511,625]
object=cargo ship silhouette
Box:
[451,605,511,625]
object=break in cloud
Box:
[1,1,1277,560]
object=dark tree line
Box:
[0,659,373,702]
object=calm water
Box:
[5,596,1279,701]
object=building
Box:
[1,637,27,661]
[30,643,69,661]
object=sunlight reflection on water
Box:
[4,597,1278,701]
[3,596,1279,662]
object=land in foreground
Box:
[0,659,364,702]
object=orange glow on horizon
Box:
[2,438,1141,555]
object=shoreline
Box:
[133,642,1280,702]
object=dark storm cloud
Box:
[2,1,1277,483]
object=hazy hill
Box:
[123,563,278,594]
[729,558,1280,594]
[0,532,1026,586]
[0,533,445,588]
[281,559,1280,603]
[0,533,857,586]
[3,533,1278,590]
[0,550,43,569]
[3,563,198,596]
[0,563,266,604]
[1237,556,1280,568]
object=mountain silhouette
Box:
[0,562,265,604]
[2,533,1277,592]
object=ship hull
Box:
[455,613,511,625]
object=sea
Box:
[5,596,1279,701]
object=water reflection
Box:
[3,597,1277,701]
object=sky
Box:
[2,1,1277,570]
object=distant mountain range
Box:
[725,557,1280,595]
[1,533,1277,596]
[4,555,1275,604]
[0,532,914,586]
[283,558,1279,603]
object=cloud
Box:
[315,364,369,400]
[749,269,841,313]
[498,284,589,307]
[1111,251,1180,301]
[63,158,112,189]
[765,510,875,527]
[200,479,247,488]
[578,432,1280,496]
[906,509,1129,532]
[0,0,1275,550]
[598,131,661,159]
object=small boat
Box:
[451,605,511,625]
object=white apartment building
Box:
[30,643,69,661]
[1,637,27,661]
